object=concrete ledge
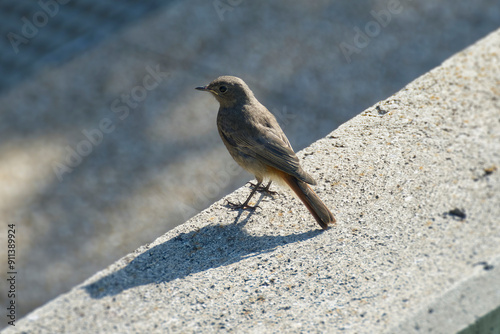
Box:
[4,29,500,333]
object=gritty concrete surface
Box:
[3,26,499,334]
[2,1,500,321]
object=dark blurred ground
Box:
[0,0,169,93]
[0,0,499,325]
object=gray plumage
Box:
[196,76,335,229]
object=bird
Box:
[196,76,335,230]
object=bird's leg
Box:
[247,180,278,195]
[226,181,262,210]
[261,180,277,195]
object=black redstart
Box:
[196,76,335,230]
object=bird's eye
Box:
[219,86,227,93]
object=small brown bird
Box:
[196,76,335,229]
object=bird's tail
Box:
[281,173,335,230]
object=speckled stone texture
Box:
[2,1,500,321]
[3,26,499,334]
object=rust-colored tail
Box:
[281,174,335,230]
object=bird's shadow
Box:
[83,196,323,299]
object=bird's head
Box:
[196,76,255,108]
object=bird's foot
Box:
[247,182,278,196]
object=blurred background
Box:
[0,0,499,326]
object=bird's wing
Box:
[220,120,316,185]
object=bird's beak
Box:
[196,85,218,96]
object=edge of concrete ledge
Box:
[3,28,500,333]
[389,254,500,333]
